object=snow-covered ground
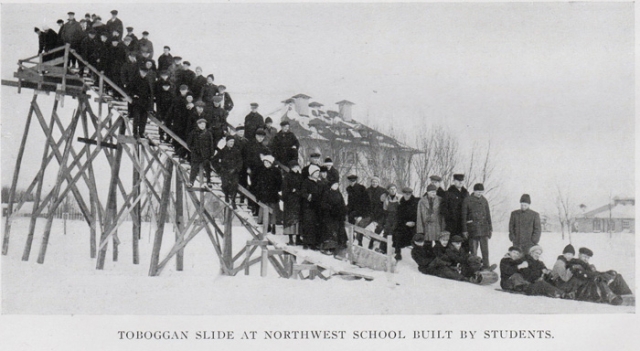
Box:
[1,216,634,314]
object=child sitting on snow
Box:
[499,245,564,298]
[568,247,633,305]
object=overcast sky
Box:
[1,2,634,220]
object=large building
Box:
[575,197,635,233]
[268,94,420,188]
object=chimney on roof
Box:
[292,94,312,117]
[336,100,355,122]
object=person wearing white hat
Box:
[253,155,281,233]
[299,164,323,250]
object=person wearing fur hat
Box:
[508,194,542,254]
[270,120,300,166]
[367,177,388,246]
[282,160,303,245]
[346,174,373,246]
[394,187,419,260]
[186,119,215,188]
[211,136,243,208]
[377,184,401,254]
[324,157,340,185]
[252,155,282,233]
[416,184,445,252]
[320,181,348,255]
[567,247,633,305]
[300,164,323,249]
[441,174,469,247]
[461,183,494,270]
[244,103,264,141]
[244,129,271,215]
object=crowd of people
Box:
[34,10,633,302]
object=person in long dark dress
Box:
[282,160,303,245]
[253,155,282,234]
[394,187,419,260]
[299,164,322,250]
[320,181,348,255]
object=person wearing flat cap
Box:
[214,85,234,113]
[461,183,494,270]
[367,176,388,249]
[244,103,264,142]
[270,119,300,166]
[138,30,153,59]
[208,94,228,144]
[158,46,173,72]
[427,175,445,198]
[416,183,445,252]
[154,75,175,143]
[282,160,304,245]
[190,100,214,132]
[346,174,372,246]
[243,128,271,215]
[60,11,84,69]
[323,157,339,185]
[212,136,243,209]
[168,84,193,158]
[200,74,218,104]
[106,10,123,41]
[508,193,542,254]
[186,118,215,189]
[320,178,348,256]
[394,186,419,260]
[126,66,154,138]
[79,27,99,69]
[179,61,196,92]
[442,174,469,247]
[301,151,322,178]
[566,247,633,304]
[262,117,277,147]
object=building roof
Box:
[292,93,312,99]
[308,101,324,107]
[336,100,355,105]
[579,199,635,219]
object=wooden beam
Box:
[149,159,174,276]
[175,173,185,271]
[76,137,118,149]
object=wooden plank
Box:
[2,95,36,255]
[149,160,174,276]
[222,207,233,274]
[175,171,185,271]
[76,137,118,149]
[148,115,189,151]
[131,143,141,265]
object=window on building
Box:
[622,220,630,229]
[593,219,601,232]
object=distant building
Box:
[268,94,420,188]
[575,197,635,233]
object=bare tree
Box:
[555,185,576,242]
[412,125,460,195]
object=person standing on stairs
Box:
[126,66,154,139]
[253,155,282,234]
[186,118,214,189]
[212,136,243,208]
[282,160,303,245]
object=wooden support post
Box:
[81,110,99,259]
[59,44,68,107]
[347,224,355,264]
[36,102,81,264]
[244,241,251,276]
[149,160,174,276]
[175,172,184,271]
[261,206,269,277]
[131,142,141,264]
[387,233,394,273]
[3,95,36,255]
[98,74,104,117]
[97,120,126,269]
[222,206,233,274]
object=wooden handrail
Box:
[346,222,391,244]
[68,48,132,103]
[18,45,67,64]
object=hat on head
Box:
[450,235,464,243]
[88,29,96,35]
[309,152,321,158]
[563,244,575,255]
[164,45,170,50]
[179,84,188,90]
[413,234,425,243]
[324,157,333,164]
[67,11,75,16]
[319,166,328,173]
[453,174,465,181]
[255,128,266,136]
[288,160,299,169]
[174,56,182,61]
[371,176,380,183]
[308,164,320,176]
[579,247,593,257]
[474,183,484,191]
[212,95,223,103]
[508,246,523,253]
[235,125,244,131]
[225,135,235,142]
[529,245,543,255]
[206,74,214,80]
[85,13,91,17]
[183,61,191,66]
[194,101,206,107]
[142,31,149,35]
[402,187,413,194]
[111,10,118,15]
[438,231,450,240]
[196,118,206,125]
[427,184,437,192]
[280,120,290,127]
[126,26,133,31]
[250,102,259,107]
[429,175,442,182]
[217,85,226,90]
[387,184,397,190]
[57,19,64,24]
[347,174,358,181]
[265,117,273,124]
[34,27,40,32]
[520,194,531,204]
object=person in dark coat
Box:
[301,152,322,178]
[41,26,60,62]
[35,27,45,54]
[200,75,218,105]
[191,67,207,102]
[442,173,469,248]
[414,233,468,281]
[516,246,564,298]
[215,85,234,113]
[209,95,228,145]
[263,117,277,147]
[411,234,436,274]
[190,101,214,130]
[121,35,138,56]
[300,164,323,249]
[324,157,339,185]
[187,118,214,188]
[443,235,483,279]
[60,12,85,68]
[158,46,173,72]
[106,10,123,41]
[282,160,303,245]
[138,31,153,58]
[170,85,193,158]
[212,136,243,208]
[143,59,157,83]
[377,184,400,254]
[181,61,196,91]
[367,176,388,249]
[127,67,154,138]
[91,17,107,37]
[55,19,65,50]
[394,187,419,260]
[253,155,282,233]
[244,129,271,215]
[568,247,633,305]
[270,121,300,166]
[320,181,348,254]
[233,125,249,203]
[500,246,526,290]
[154,78,174,143]
[169,56,183,85]
[94,33,110,74]
[346,174,372,238]
[80,29,98,68]
[124,27,138,46]
[119,50,139,91]
[462,183,493,270]
[244,103,264,141]
[508,194,542,254]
